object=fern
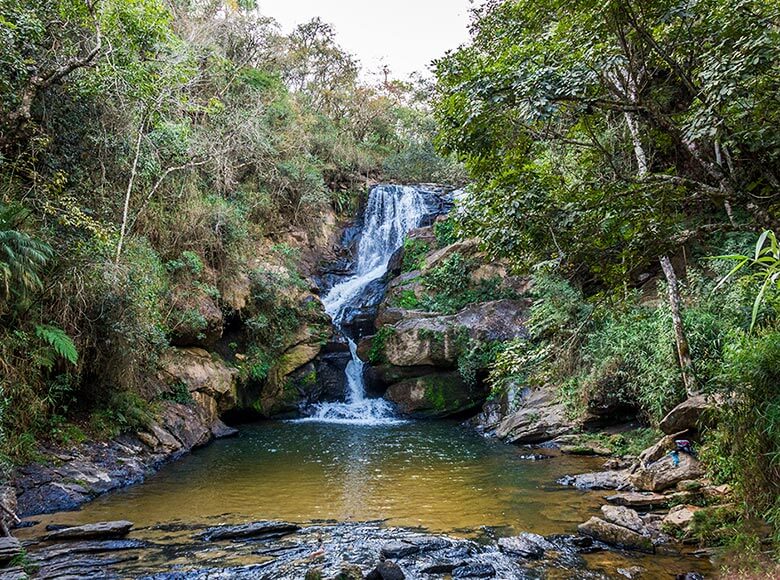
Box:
[35,325,78,365]
[0,204,53,300]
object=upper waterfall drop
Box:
[300,184,433,425]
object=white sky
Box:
[257,0,476,80]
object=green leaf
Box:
[35,324,79,365]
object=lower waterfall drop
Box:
[300,184,431,425]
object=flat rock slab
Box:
[196,521,300,541]
[558,470,631,491]
[44,520,133,541]
[605,492,670,509]
[0,536,23,562]
[452,562,496,578]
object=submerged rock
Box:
[44,520,134,541]
[451,562,496,578]
[196,520,300,541]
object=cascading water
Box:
[299,184,432,425]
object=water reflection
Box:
[23,421,608,536]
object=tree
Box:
[433,0,780,285]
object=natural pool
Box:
[20,421,713,578]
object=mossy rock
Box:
[384,372,487,419]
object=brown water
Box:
[19,421,714,578]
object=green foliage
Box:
[400,238,430,272]
[714,230,780,332]
[157,381,193,405]
[433,218,458,248]
[0,204,53,305]
[89,391,153,439]
[34,324,78,366]
[368,326,395,365]
[433,0,780,287]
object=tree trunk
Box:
[660,255,697,396]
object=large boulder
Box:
[629,452,706,492]
[493,386,572,444]
[384,373,487,418]
[382,300,530,368]
[659,395,717,435]
[158,348,238,416]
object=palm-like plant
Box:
[0,204,53,301]
[715,230,780,331]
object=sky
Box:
[257,0,476,80]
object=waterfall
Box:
[299,184,431,425]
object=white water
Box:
[299,184,431,425]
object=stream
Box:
[15,185,714,578]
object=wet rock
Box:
[451,562,496,578]
[617,566,645,579]
[197,521,300,541]
[380,540,419,559]
[44,520,133,541]
[560,444,613,456]
[605,492,670,510]
[659,395,716,435]
[420,562,458,574]
[578,517,654,553]
[366,560,405,580]
[334,564,364,580]
[600,505,646,534]
[629,452,705,492]
[676,573,705,580]
[0,536,22,563]
[497,533,551,559]
[558,470,631,491]
[384,373,487,419]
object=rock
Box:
[617,566,645,579]
[497,533,551,559]
[158,348,238,417]
[44,520,134,541]
[605,492,670,509]
[0,536,22,563]
[382,300,529,368]
[560,444,613,456]
[384,373,487,418]
[381,541,420,559]
[197,521,300,541]
[629,452,706,492]
[169,286,224,347]
[422,239,481,272]
[600,505,646,534]
[334,564,364,580]
[494,386,572,444]
[577,517,654,553]
[676,574,705,580]
[451,562,496,578]
[659,395,716,435]
[366,560,405,580]
[558,470,631,491]
[662,505,702,531]
[0,486,18,534]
